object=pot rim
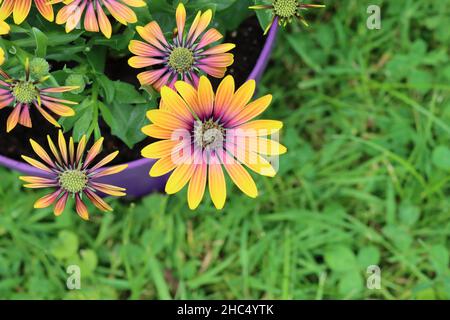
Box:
[0,22,279,175]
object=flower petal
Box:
[54,192,69,216]
[165,163,195,195]
[34,189,62,209]
[97,1,112,38]
[85,189,112,212]
[227,95,273,127]
[30,139,55,168]
[146,109,190,130]
[222,79,255,122]
[75,194,89,220]
[6,103,22,132]
[83,137,104,168]
[175,2,186,42]
[187,161,207,210]
[13,0,32,25]
[141,124,173,139]
[214,75,235,119]
[149,156,176,177]
[141,140,181,159]
[208,152,226,210]
[219,151,258,198]
[91,164,128,178]
[160,86,194,123]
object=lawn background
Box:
[0,0,450,299]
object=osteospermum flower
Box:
[0,59,78,132]
[20,131,128,220]
[0,0,55,26]
[128,3,235,91]
[141,75,287,210]
[250,0,325,33]
[55,0,146,39]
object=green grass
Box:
[1,0,450,299]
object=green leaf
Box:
[357,246,381,269]
[432,145,450,170]
[338,271,364,297]
[85,46,107,72]
[113,81,146,104]
[97,74,115,103]
[324,245,358,272]
[51,231,79,260]
[399,203,421,226]
[73,106,94,142]
[98,101,113,128]
[429,245,449,277]
[109,102,150,148]
[32,27,48,58]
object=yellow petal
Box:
[141,124,173,139]
[174,81,202,118]
[13,0,32,25]
[208,155,226,209]
[235,120,283,136]
[93,164,128,178]
[141,140,180,159]
[165,163,195,195]
[146,109,190,130]
[34,190,61,209]
[175,2,186,39]
[21,155,53,173]
[30,139,54,167]
[150,156,176,177]
[228,95,273,127]
[187,163,207,210]
[223,79,255,120]
[221,152,258,198]
[214,75,235,118]
[198,76,214,117]
[160,86,194,123]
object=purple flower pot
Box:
[0,24,278,198]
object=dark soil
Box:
[0,16,266,165]
[213,16,265,87]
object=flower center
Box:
[194,119,225,150]
[12,81,37,104]
[59,170,88,194]
[273,0,298,18]
[169,47,194,73]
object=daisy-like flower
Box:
[141,75,287,210]
[55,0,146,39]
[128,3,235,91]
[0,0,55,26]
[250,0,325,33]
[20,131,128,220]
[0,59,78,133]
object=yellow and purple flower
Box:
[55,0,146,39]
[141,75,287,210]
[20,131,128,220]
[251,0,325,33]
[128,3,235,91]
[0,0,55,28]
[0,59,78,132]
